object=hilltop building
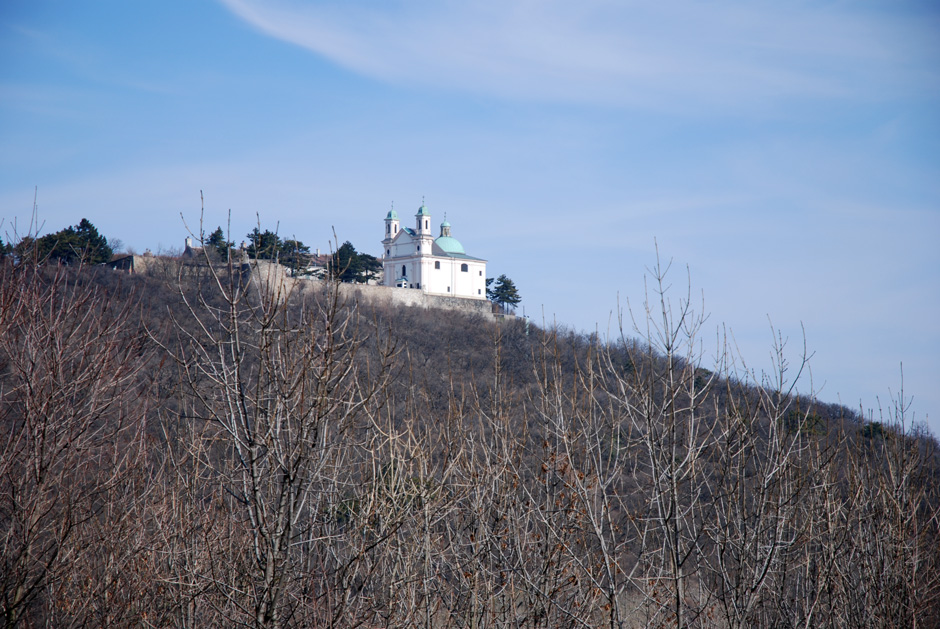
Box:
[381,202,487,300]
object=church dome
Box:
[386,209,398,220]
[416,204,431,217]
[435,235,465,254]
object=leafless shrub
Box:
[0,258,153,627]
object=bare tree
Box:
[0,258,152,626]
[4,223,938,628]
[837,386,940,628]
[155,226,395,628]
[604,257,722,628]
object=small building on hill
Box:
[381,203,487,300]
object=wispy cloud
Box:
[2,20,178,98]
[218,0,939,110]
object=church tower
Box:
[414,200,434,259]
[383,205,399,246]
[415,201,431,236]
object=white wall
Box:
[421,257,486,299]
[381,226,487,299]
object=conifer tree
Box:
[35,218,113,265]
[488,274,521,312]
[206,226,233,259]
[331,241,381,283]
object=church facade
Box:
[381,203,487,300]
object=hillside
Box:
[1,254,939,628]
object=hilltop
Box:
[1,249,938,627]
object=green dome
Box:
[435,235,465,254]
[416,204,430,216]
[441,219,451,228]
[386,209,398,220]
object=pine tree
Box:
[280,238,311,273]
[36,218,113,265]
[246,228,281,260]
[330,242,381,284]
[489,274,521,312]
[206,227,233,259]
[331,241,361,282]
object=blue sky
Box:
[2,1,938,434]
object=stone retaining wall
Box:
[248,259,494,316]
[340,282,494,316]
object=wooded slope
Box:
[1,255,938,628]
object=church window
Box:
[425,219,429,229]
[386,249,390,255]
[461,263,468,272]
[447,286,451,292]
[417,246,420,252]
[478,289,481,294]
[402,265,406,277]
[416,283,420,289]
[386,224,390,234]
[479,271,482,276]
[394,225,397,233]
[435,261,440,269]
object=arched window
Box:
[434,261,440,269]
[461,263,468,272]
[402,265,406,277]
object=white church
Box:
[381,202,487,300]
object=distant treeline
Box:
[1,248,938,628]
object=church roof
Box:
[431,241,485,261]
[434,235,465,254]
[416,204,431,217]
[386,209,398,220]
[386,209,486,261]
[441,251,486,261]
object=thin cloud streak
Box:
[218,0,939,110]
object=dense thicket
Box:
[1,251,938,628]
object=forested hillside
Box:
[1,251,938,628]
